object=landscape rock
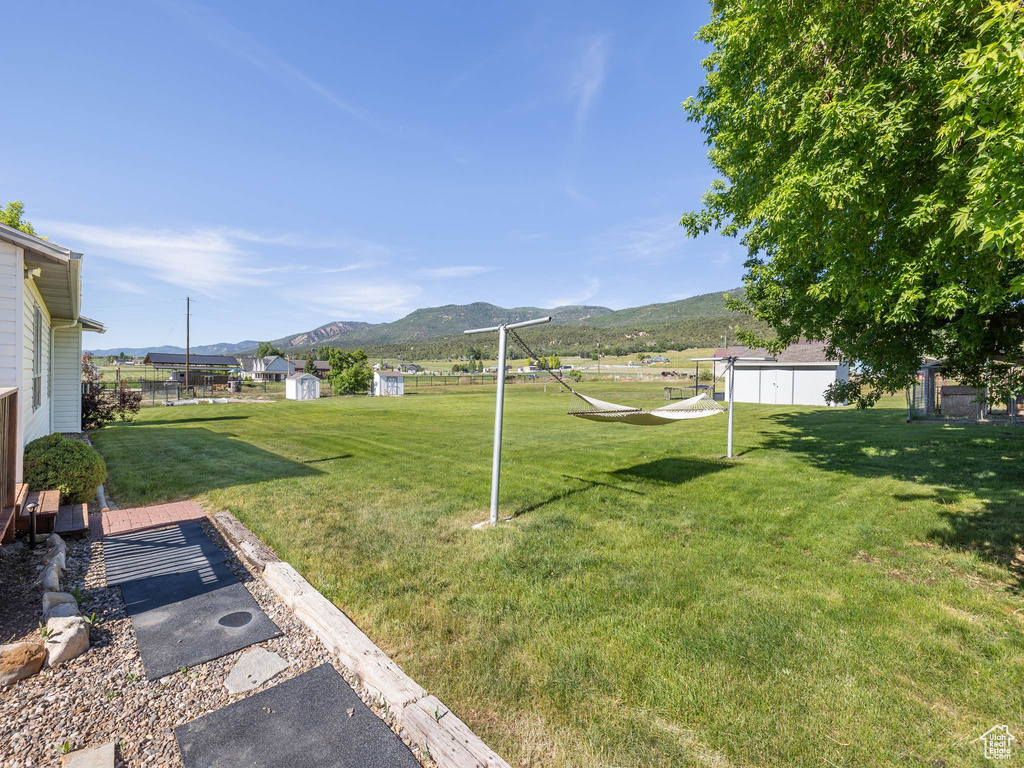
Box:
[224,647,289,694]
[41,562,62,591]
[0,540,25,557]
[60,741,115,768]
[43,591,77,614]
[43,548,67,571]
[0,642,45,688]
[47,533,66,552]
[45,601,81,621]
[44,616,90,667]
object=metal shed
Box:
[285,372,320,401]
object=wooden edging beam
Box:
[211,511,512,768]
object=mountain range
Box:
[86,288,753,358]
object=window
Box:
[32,304,41,410]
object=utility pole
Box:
[185,296,191,391]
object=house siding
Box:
[0,243,21,392]
[22,277,52,446]
[52,325,82,432]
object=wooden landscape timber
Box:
[213,510,512,768]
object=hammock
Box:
[568,390,724,426]
[504,326,725,427]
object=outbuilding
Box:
[714,341,849,406]
[371,370,404,396]
[285,372,320,401]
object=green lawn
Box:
[90,385,1024,767]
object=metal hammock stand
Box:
[463,316,767,527]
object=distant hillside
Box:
[86,340,260,357]
[87,289,753,359]
[591,288,743,327]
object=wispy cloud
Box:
[40,220,270,295]
[415,265,495,279]
[570,34,610,134]
[107,278,146,295]
[295,279,423,319]
[548,277,600,307]
[39,220,392,297]
[588,217,689,265]
[160,0,372,126]
[509,231,546,242]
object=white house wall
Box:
[52,324,82,432]
[22,277,52,445]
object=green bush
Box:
[24,434,107,503]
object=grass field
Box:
[90,385,1024,767]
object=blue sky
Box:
[3,1,743,348]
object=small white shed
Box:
[285,372,320,401]
[372,370,404,396]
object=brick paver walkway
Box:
[89,501,206,540]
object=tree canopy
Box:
[255,341,283,358]
[325,348,372,394]
[682,1,1024,405]
[1,201,39,236]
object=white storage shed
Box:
[285,372,320,401]
[714,342,849,406]
[371,370,404,396]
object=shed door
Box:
[384,376,400,395]
[759,368,778,404]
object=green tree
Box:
[256,341,283,358]
[325,347,372,394]
[303,353,316,375]
[1,201,39,236]
[682,1,1024,406]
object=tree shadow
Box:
[93,427,322,502]
[132,415,252,426]
[511,475,645,518]
[613,457,733,485]
[764,408,1024,590]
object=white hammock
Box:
[569,391,724,426]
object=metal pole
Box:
[488,326,508,525]
[185,296,191,390]
[727,358,736,458]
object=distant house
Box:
[398,363,421,373]
[518,365,541,373]
[143,353,239,382]
[0,223,106,489]
[249,355,294,382]
[287,359,331,377]
[644,355,670,364]
[713,341,849,406]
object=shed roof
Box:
[144,353,240,367]
[287,372,319,380]
[714,341,841,364]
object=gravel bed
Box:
[0,518,436,768]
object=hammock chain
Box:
[506,326,577,395]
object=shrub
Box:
[24,434,107,503]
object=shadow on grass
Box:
[96,427,322,501]
[304,454,354,464]
[512,474,646,518]
[613,457,733,484]
[765,408,1024,589]
[134,415,252,426]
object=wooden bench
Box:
[17,489,61,535]
[1,483,29,544]
[54,503,90,538]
